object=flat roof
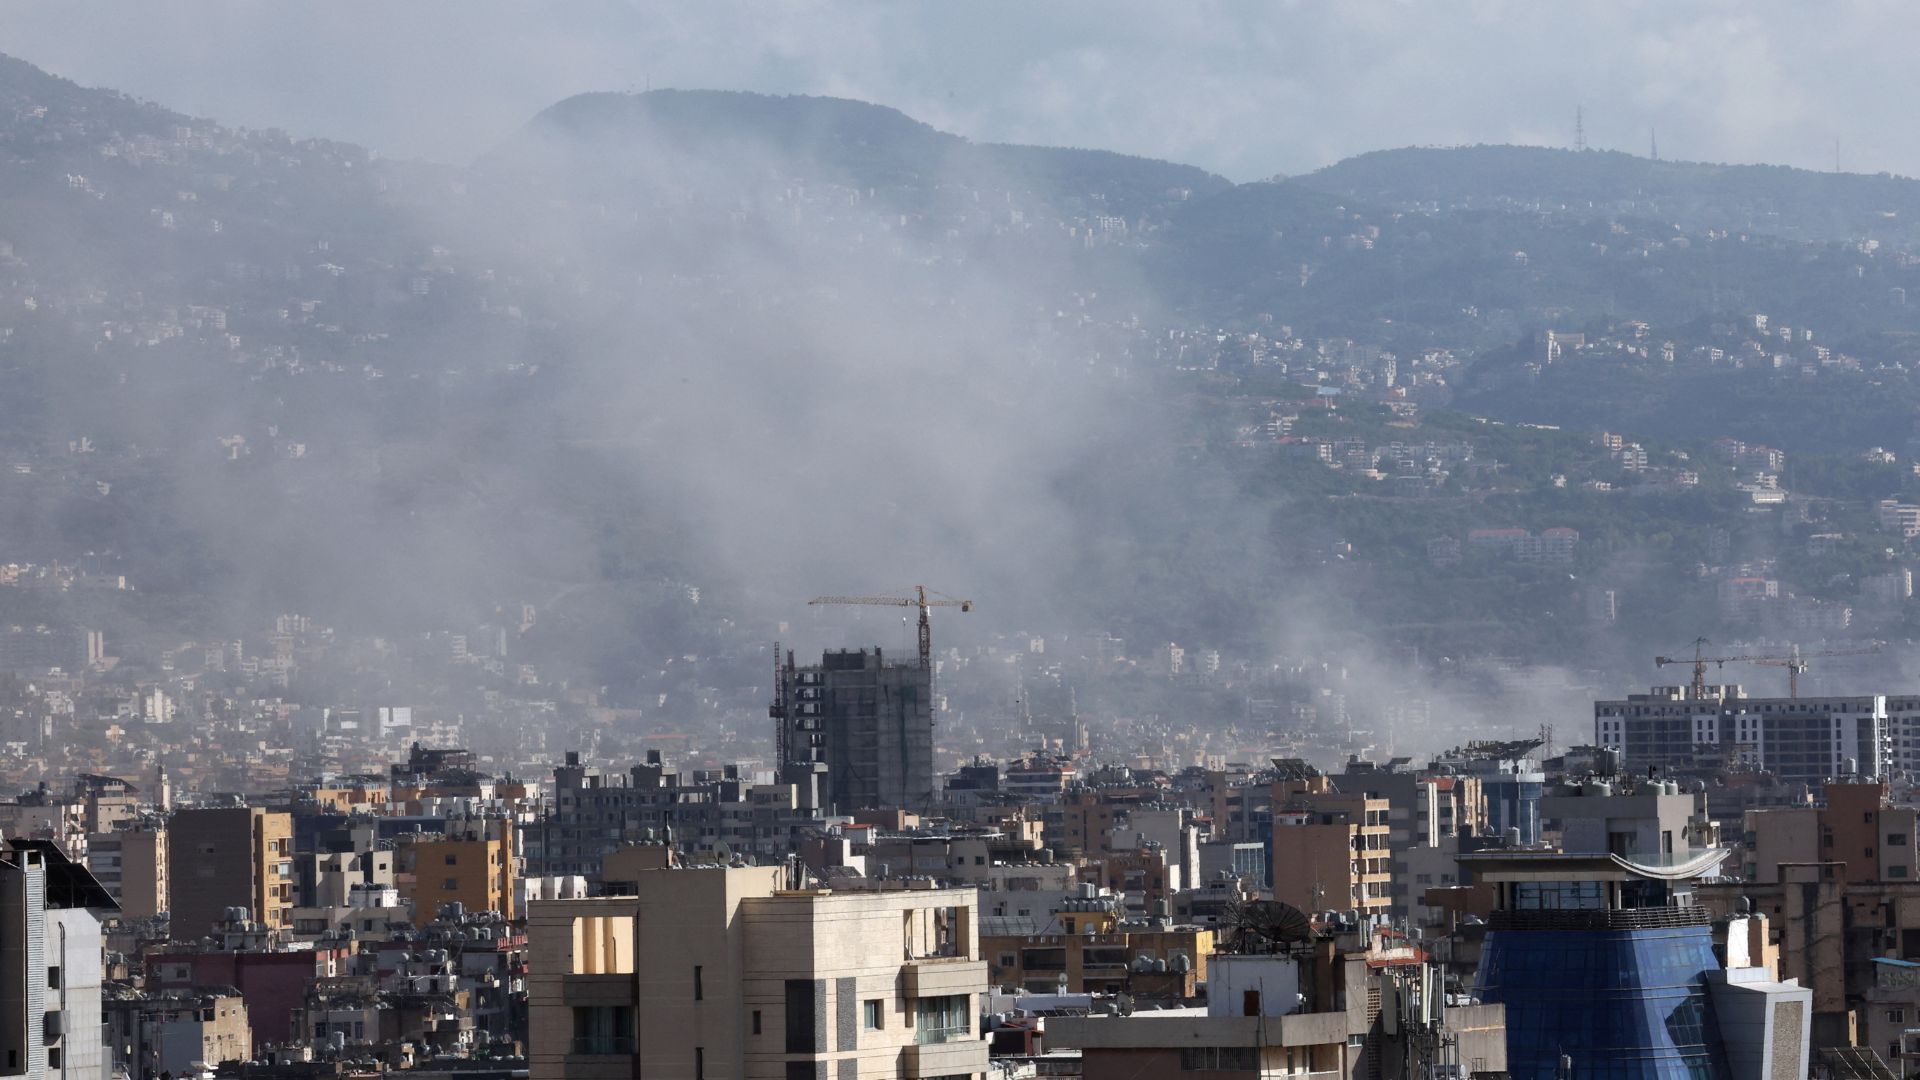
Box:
[1457,848,1728,883]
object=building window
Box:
[752,1010,761,1036]
[1891,1009,1907,1024]
[46,1049,59,1071]
[46,966,58,990]
[695,1047,704,1080]
[784,980,818,1053]
[694,966,703,1000]
[1180,1047,1258,1071]
[445,854,458,865]
[443,878,458,890]
[864,999,883,1030]
[914,995,969,1044]
[570,1005,632,1056]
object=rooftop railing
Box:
[1489,906,1709,931]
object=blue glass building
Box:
[1436,739,1545,844]
[1464,849,1735,1080]
[1482,769,1546,845]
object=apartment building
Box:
[1269,775,1392,918]
[0,840,117,1080]
[167,807,293,940]
[103,989,251,1079]
[527,865,989,1080]
[1742,779,1919,885]
[979,889,1212,995]
[84,822,166,919]
[777,647,936,814]
[1596,685,1889,785]
[398,816,515,921]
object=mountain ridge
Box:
[1297,143,1920,246]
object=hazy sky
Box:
[7,1,1920,180]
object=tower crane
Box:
[1753,643,1882,698]
[1654,638,1882,699]
[807,586,974,670]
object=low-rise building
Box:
[104,988,251,1079]
[980,888,1212,997]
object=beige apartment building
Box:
[1270,781,1393,918]
[167,807,293,940]
[1743,780,1919,885]
[528,864,989,1080]
[85,823,167,919]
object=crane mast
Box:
[770,640,788,766]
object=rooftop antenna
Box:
[1575,106,1587,152]
[1650,127,1659,162]
[1835,138,1842,174]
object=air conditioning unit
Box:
[43,1011,62,1040]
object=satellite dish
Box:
[1226,900,1314,952]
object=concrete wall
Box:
[1272,823,1359,914]
[1825,784,1887,886]
[1707,970,1811,1080]
[402,834,513,922]
[151,998,251,1076]
[1210,955,1301,1017]
[1745,809,1818,884]
[118,829,166,921]
[48,909,104,1080]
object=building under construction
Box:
[1594,684,1890,785]
[774,647,935,814]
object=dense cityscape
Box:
[12,7,1920,1080]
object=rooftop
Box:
[1457,847,1729,883]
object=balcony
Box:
[901,1037,988,1077]
[561,975,635,1006]
[902,958,986,998]
[569,1036,635,1056]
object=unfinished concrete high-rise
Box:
[775,647,934,814]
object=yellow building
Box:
[399,817,516,920]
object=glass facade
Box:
[1475,925,1730,1080]
[1483,775,1545,844]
